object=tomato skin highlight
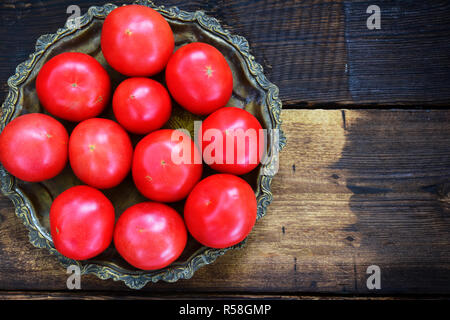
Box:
[0,113,69,182]
[200,107,264,175]
[101,5,174,76]
[36,52,111,122]
[184,174,257,249]
[112,77,172,135]
[50,185,115,261]
[165,42,233,115]
[132,129,203,203]
[69,118,133,189]
[114,202,187,270]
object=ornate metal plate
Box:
[0,0,285,289]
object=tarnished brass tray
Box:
[0,0,285,289]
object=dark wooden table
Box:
[1,0,450,299]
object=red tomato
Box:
[0,113,68,182]
[114,202,187,270]
[50,185,115,260]
[112,77,172,135]
[200,107,264,175]
[132,129,202,202]
[184,174,257,249]
[101,5,174,76]
[36,52,111,122]
[69,118,133,189]
[165,42,233,115]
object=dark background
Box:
[2,0,450,107]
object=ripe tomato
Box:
[112,77,172,135]
[114,202,187,270]
[0,113,68,182]
[101,4,174,76]
[165,42,233,115]
[69,118,133,189]
[132,129,202,202]
[36,52,111,122]
[184,174,257,248]
[200,107,264,175]
[50,185,115,260]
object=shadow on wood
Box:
[330,110,450,294]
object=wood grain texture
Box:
[344,1,450,105]
[1,0,450,107]
[0,291,443,300]
[1,109,450,294]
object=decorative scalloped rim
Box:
[0,0,286,290]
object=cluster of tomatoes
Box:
[0,5,265,271]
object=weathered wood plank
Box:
[1,109,450,294]
[0,291,432,300]
[2,0,450,106]
[344,1,450,105]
